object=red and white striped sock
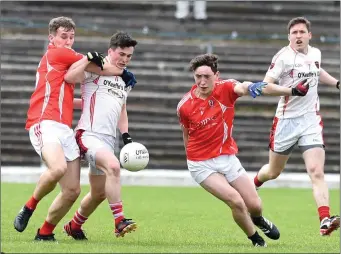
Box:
[109,201,124,226]
[70,209,88,230]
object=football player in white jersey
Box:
[253,17,340,236]
[62,31,138,239]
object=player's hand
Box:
[122,132,133,145]
[121,69,137,88]
[248,82,268,98]
[86,52,105,70]
[292,79,310,96]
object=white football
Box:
[119,142,149,172]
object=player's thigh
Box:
[30,120,79,165]
[216,155,245,183]
[59,158,81,196]
[269,117,299,155]
[77,131,118,175]
[29,122,66,170]
[200,173,245,207]
[187,159,215,184]
[230,172,261,211]
[95,148,120,174]
[268,150,290,175]
[41,143,67,171]
[298,113,324,145]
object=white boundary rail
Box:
[1,167,339,189]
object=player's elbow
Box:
[64,73,82,84]
[64,74,77,84]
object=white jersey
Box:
[266,45,321,118]
[75,71,131,137]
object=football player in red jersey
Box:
[177,53,309,247]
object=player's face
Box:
[48,27,75,49]
[108,47,134,69]
[193,66,219,97]
[288,23,311,53]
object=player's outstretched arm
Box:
[319,68,339,89]
[259,76,310,97]
[233,81,268,98]
[64,56,90,84]
[86,62,124,76]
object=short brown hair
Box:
[189,54,218,73]
[109,31,138,49]
[287,17,311,33]
[49,16,76,35]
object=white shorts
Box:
[76,130,116,175]
[29,120,80,162]
[187,155,246,184]
[269,112,324,154]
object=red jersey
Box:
[177,79,240,161]
[25,44,83,130]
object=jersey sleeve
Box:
[217,79,240,104]
[265,52,285,80]
[49,48,84,69]
[177,102,189,129]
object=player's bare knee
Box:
[62,186,81,202]
[267,170,281,180]
[307,165,324,181]
[226,197,247,212]
[49,163,68,181]
[91,190,106,202]
[247,199,262,215]
[106,163,121,177]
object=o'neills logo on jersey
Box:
[298,71,319,78]
[191,115,217,129]
[315,61,320,69]
[269,63,275,69]
[103,79,129,91]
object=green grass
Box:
[1,183,340,253]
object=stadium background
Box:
[1,1,340,180]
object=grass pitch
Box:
[1,183,340,253]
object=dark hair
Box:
[287,17,311,33]
[49,16,75,35]
[109,31,138,49]
[189,54,218,73]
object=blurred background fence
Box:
[1,1,340,174]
